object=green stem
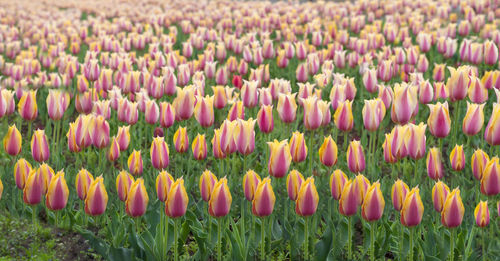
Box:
[450,229,455,261]
[159,210,164,261]
[309,130,314,176]
[165,216,169,256]
[348,216,352,260]
[409,226,414,261]
[482,228,486,261]
[27,121,32,140]
[32,206,36,225]
[304,217,309,260]
[370,222,375,261]
[174,218,179,261]
[55,211,59,228]
[400,219,403,261]
[241,197,246,247]
[218,218,222,261]
[261,217,265,261]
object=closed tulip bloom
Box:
[173,87,195,121]
[144,100,160,125]
[287,169,305,201]
[427,102,451,138]
[243,170,261,201]
[427,147,444,180]
[257,105,274,134]
[75,168,93,200]
[318,136,338,167]
[194,95,214,127]
[471,149,489,180]
[234,118,256,155]
[46,171,69,211]
[252,177,276,217]
[474,201,490,227]
[295,177,319,216]
[31,129,50,162]
[302,96,323,130]
[18,90,38,121]
[267,139,292,178]
[446,66,469,102]
[91,116,110,149]
[227,101,245,121]
[419,80,434,104]
[116,170,134,202]
[363,68,378,93]
[14,158,32,190]
[159,102,176,129]
[85,176,108,216]
[173,126,189,153]
[347,140,365,173]
[156,170,174,202]
[362,99,386,131]
[400,187,424,227]
[463,102,485,136]
[23,170,43,205]
[3,124,22,156]
[209,177,232,217]
[391,83,418,125]
[128,150,143,176]
[165,177,189,218]
[334,100,354,132]
[389,123,410,160]
[407,123,426,160]
[441,188,465,228]
[46,90,70,120]
[277,93,297,123]
[212,128,226,159]
[339,179,358,216]
[116,126,131,151]
[432,181,450,212]
[200,170,218,202]
[107,136,120,162]
[362,181,385,221]
[212,86,228,109]
[450,145,465,171]
[330,169,347,200]
[241,80,259,108]
[192,134,207,161]
[484,103,500,145]
[468,76,488,104]
[289,131,307,163]
[150,137,169,169]
[383,133,397,163]
[481,157,500,196]
[484,40,498,65]
[66,122,80,153]
[329,84,347,111]
[391,179,409,211]
[36,163,54,195]
[126,178,149,217]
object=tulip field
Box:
[3,0,500,260]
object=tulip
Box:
[66,122,81,153]
[450,145,465,171]
[234,118,256,155]
[332,97,354,132]
[441,188,465,228]
[91,115,110,149]
[383,133,397,164]
[471,149,489,180]
[267,139,292,178]
[241,80,259,108]
[209,177,232,217]
[484,40,498,65]
[277,93,297,123]
[318,136,338,167]
[75,168,93,201]
[46,90,70,121]
[391,83,418,125]
[302,96,323,130]
[391,179,409,211]
[432,181,450,212]
[107,136,120,162]
[242,170,261,201]
[295,177,319,216]
[474,201,489,227]
[128,150,143,176]
[156,170,173,202]
[484,103,500,145]
[362,181,385,221]
[116,170,134,202]
[159,102,176,129]
[252,177,276,217]
[144,100,160,125]
[165,178,189,218]
[227,101,245,121]
[17,90,38,121]
[173,126,189,153]
[481,157,500,196]
[329,84,346,111]
[407,123,426,160]
[363,68,378,93]
[347,140,365,173]
[199,170,218,202]
[286,169,304,201]
[3,124,22,156]
[419,80,434,104]
[46,171,69,211]
[427,102,451,138]
[468,76,488,104]
[150,137,170,169]
[14,158,32,190]
[191,134,207,161]
[400,187,424,227]
[173,87,195,121]
[85,176,108,216]
[31,129,50,162]
[125,178,149,217]
[212,128,226,159]
[23,170,43,205]
[194,95,214,127]
[427,147,444,180]
[362,99,386,132]
[339,179,358,216]
[116,126,131,151]
[289,131,307,163]
[257,105,274,134]
[212,86,228,109]
[446,66,469,102]
[463,102,485,136]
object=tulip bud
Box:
[362,181,385,221]
[462,102,485,136]
[194,95,214,127]
[199,170,218,202]
[107,136,120,162]
[277,93,297,123]
[267,139,292,178]
[334,100,354,132]
[23,170,43,205]
[432,181,450,212]
[450,145,465,171]
[427,147,444,180]
[318,136,338,167]
[241,80,259,108]
[212,86,228,109]
[474,201,490,227]
[116,126,131,151]
[286,170,305,201]
[227,101,245,121]
[295,177,319,216]
[481,157,500,196]
[468,76,488,104]
[173,87,195,121]
[471,149,489,180]
[75,168,93,200]
[150,137,170,169]
[91,115,110,149]
[362,99,386,132]
[46,90,70,121]
[18,90,38,121]
[446,66,469,102]
[116,170,134,202]
[46,171,69,211]
[127,150,143,176]
[252,177,276,217]
[173,126,189,153]
[209,177,232,217]
[427,102,451,138]
[391,179,409,211]
[159,102,176,129]
[391,83,418,125]
[407,123,426,160]
[85,176,108,216]
[165,178,189,218]
[155,170,173,202]
[14,158,32,190]
[257,105,274,134]
[234,118,256,155]
[302,96,323,130]
[339,179,358,216]
[289,131,307,163]
[31,129,50,163]
[441,188,465,228]
[3,124,22,156]
[347,140,365,173]
[400,187,424,227]
[383,133,397,163]
[126,178,149,217]
[484,103,500,145]
[144,100,160,125]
